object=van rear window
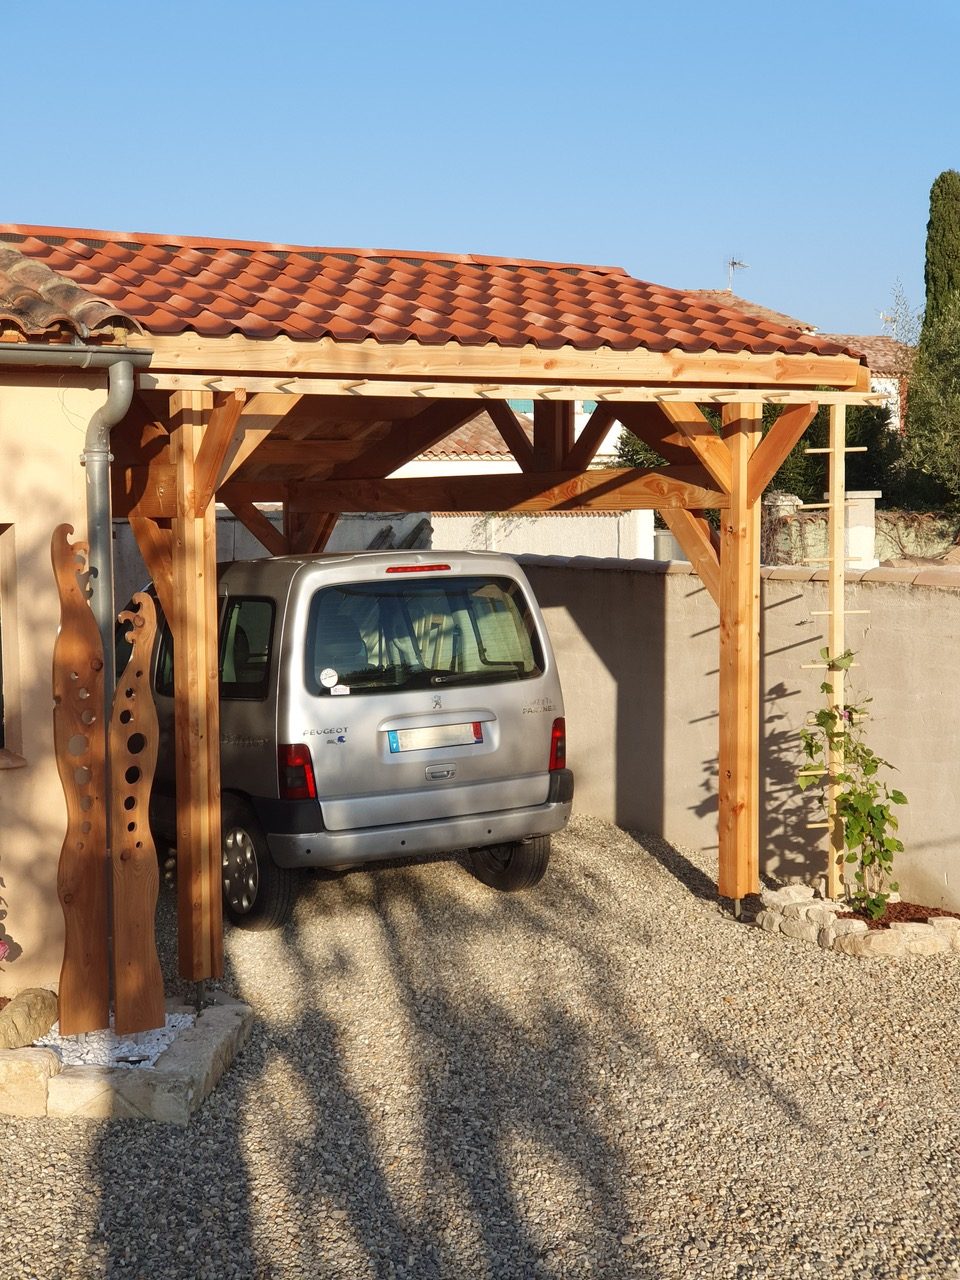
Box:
[304,576,545,696]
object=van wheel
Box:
[221,797,296,930]
[469,836,550,892]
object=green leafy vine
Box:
[798,648,908,920]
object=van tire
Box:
[221,796,296,930]
[469,836,550,892]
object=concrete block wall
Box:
[520,555,960,910]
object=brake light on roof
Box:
[278,743,317,800]
[385,564,451,573]
[549,718,566,771]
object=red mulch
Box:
[836,901,960,931]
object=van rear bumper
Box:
[265,774,573,869]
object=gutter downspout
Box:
[82,359,135,697]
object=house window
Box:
[0,524,23,764]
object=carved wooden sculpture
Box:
[111,593,165,1034]
[51,524,110,1034]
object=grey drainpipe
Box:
[83,360,135,697]
[0,342,152,691]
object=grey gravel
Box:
[5,814,960,1278]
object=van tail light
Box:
[278,743,317,800]
[549,717,566,771]
[385,563,451,574]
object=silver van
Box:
[148,551,573,929]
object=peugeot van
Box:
[148,551,573,929]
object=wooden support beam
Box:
[613,402,711,470]
[826,403,847,899]
[657,402,732,493]
[128,516,174,620]
[660,508,721,606]
[221,500,289,557]
[746,402,818,506]
[169,390,224,982]
[215,392,305,486]
[242,466,729,515]
[135,331,866,389]
[563,403,618,472]
[484,401,535,471]
[293,510,340,554]
[333,399,486,480]
[532,401,575,471]
[717,404,762,901]
[192,389,247,514]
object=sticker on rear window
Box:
[331,684,350,696]
[319,667,339,688]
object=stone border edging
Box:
[0,996,253,1123]
[755,885,960,958]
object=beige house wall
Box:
[0,372,105,996]
[522,556,960,910]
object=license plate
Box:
[387,722,483,753]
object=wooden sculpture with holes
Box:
[52,524,165,1036]
[111,591,165,1034]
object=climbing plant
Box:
[798,649,908,919]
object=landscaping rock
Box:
[760,884,815,909]
[0,988,58,1049]
[780,918,820,944]
[832,918,869,937]
[755,909,782,933]
[0,1047,60,1117]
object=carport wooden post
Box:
[169,389,224,981]
[717,403,762,901]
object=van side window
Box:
[304,576,544,696]
[154,597,275,701]
[220,598,274,700]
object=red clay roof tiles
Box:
[0,224,860,360]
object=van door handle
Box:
[426,764,456,781]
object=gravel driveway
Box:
[6,815,960,1279]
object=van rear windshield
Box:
[304,576,545,696]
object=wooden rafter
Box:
[746,402,818,505]
[484,401,535,471]
[563,403,618,472]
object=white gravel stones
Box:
[6,815,960,1278]
[34,1012,195,1069]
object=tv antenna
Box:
[726,256,749,292]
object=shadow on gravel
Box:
[88,842,674,1279]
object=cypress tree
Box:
[923,169,960,324]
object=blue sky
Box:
[4,1,957,334]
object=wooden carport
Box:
[2,227,876,986]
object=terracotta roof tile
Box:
[421,411,533,460]
[0,244,137,339]
[819,334,912,377]
[0,224,861,359]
